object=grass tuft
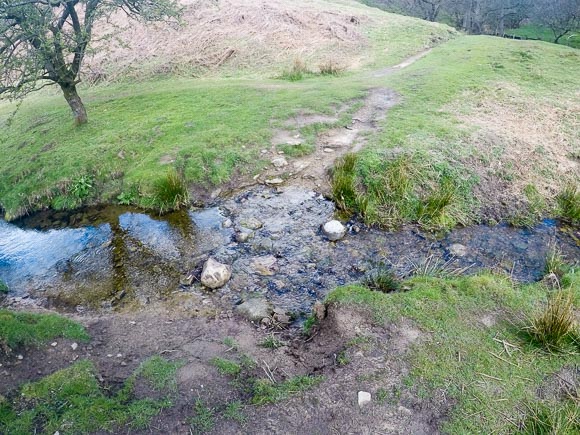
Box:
[519,399,580,434]
[363,267,401,293]
[0,309,89,352]
[556,184,580,225]
[0,360,172,434]
[0,281,8,295]
[544,246,568,278]
[331,153,359,215]
[223,400,247,425]
[279,58,310,81]
[188,399,215,434]
[259,334,284,349]
[136,356,184,392]
[318,60,343,76]
[151,170,190,214]
[525,290,577,352]
[251,375,323,405]
[210,357,242,376]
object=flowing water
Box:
[1,186,578,315]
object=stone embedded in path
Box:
[235,298,273,321]
[251,255,278,276]
[201,258,232,289]
[322,220,347,241]
[358,391,371,407]
[240,217,263,230]
[271,157,288,168]
[235,230,254,243]
[313,301,326,321]
[265,178,284,185]
[449,243,468,257]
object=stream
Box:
[1,185,578,316]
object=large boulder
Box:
[201,258,232,289]
[322,220,346,241]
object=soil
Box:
[0,301,449,434]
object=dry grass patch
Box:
[449,84,579,221]
[83,0,455,81]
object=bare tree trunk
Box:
[60,83,88,125]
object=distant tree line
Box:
[362,0,579,44]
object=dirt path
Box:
[255,48,433,194]
[1,302,445,434]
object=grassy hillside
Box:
[347,36,580,229]
[509,24,580,49]
[0,0,456,220]
[0,3,578,227]
[327,269,580,433]
[84,0,456,81]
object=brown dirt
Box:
[256,88,399,195]
[1,301,449,434]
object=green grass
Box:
[0,359,174,434]
[326,269,580,433]
[556,183,580,225]
[251,376,324,405]
[346,35,580,229]
[508,24,580,49]
[0,310,89,352]
[0,281,8,295]
[1,33,578,232]
[223,400,247,425]
[0,0,457,221]
[135,356,184,392]
[188,399,215,434]
[259,335,284,349]
[210,357,242,376]
[0,78,366,220]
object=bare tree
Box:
[534,0,579,44]
[0,0,180,125]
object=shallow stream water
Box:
[1,186,578,315]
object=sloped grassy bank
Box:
[326,268,580,433]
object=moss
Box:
[0,309,89,352]
[0,359,173,434]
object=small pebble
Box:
[358,391,371,407]
[71,343,78,351]
[51,342,57,347]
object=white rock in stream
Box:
[358,391,371,407]
[322,220,346,241]
[201,258,232,289]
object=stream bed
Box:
[1,186,578,315]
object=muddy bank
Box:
[1,185,578,316]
